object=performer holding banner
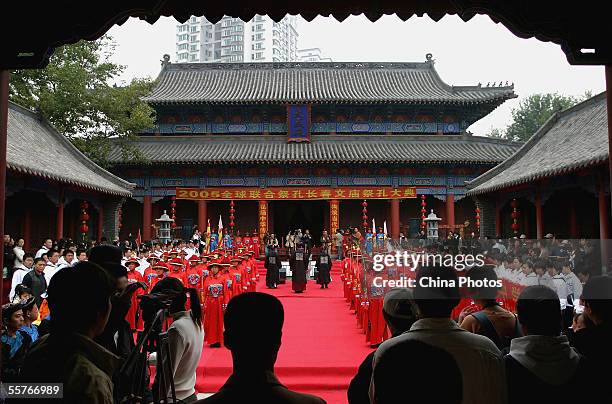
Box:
[291,243,307,293]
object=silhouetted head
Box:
[413,265,460,318]
[224,292,284,372]
[517,285,562,336]
[374,340,462,404]
[581,275,612,325]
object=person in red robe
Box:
[235,232,243,250]
[243,233,252,254]
[219,263,233,301]
[150,262,168,287]
[228,257,244,298]
[244,253,257,292]
[125,257,146,331]
[186,256,205,292]
[203,263,228,347]
[167,258,186,285]
[251,232,260,256]
[143,255,160,287]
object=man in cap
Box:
[348,288,417,404]
[203,262,228,347]
[125,257,145,331]
[167,257,187,285]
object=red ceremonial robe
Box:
[126,269,145,331]
[203,274,227,345]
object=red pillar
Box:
[143,195,152,240]
[606,66,612,223]
[198,200,207,233]
[0,71,7,304]
[56,190,64,240]
[535,191,543,239]
[390,198,400,239]
[446,194,455,230]
[598,178,609,272]
[97,207,104,241]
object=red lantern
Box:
[79,213,90,222]
[230,221,235,227]
[80,224,89,234]
[362,200,368,208]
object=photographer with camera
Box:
[149,277,204,403]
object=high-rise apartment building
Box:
[175,15,299,63]
[297,48,332,62]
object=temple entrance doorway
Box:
[272,200,326,247]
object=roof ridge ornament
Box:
[161,54,171,67]
[425,53,434,65]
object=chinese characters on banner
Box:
[176,186,418,200]
[329,200,339,235]
[287,105,310,143]
[259,201,268,240]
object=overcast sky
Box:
[107,14,605,135]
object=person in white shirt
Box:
[561,261,582,307]
[13,237,26,269]
[35,238,53,259]
[44,249,61,285]
[149,277,204,402]
[371,265,506,404]
[9,253,34,300]
[521,261,539,286]
[548,262,569,310]
[57,250,75,269]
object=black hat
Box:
[88,245,127,279]
[2,302,23,322]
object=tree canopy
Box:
[9,36,155,167]
[488,92,592,142]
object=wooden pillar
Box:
[23,206,31,251]
[97,207,104,241]
[446,193,455,230]
[198,200,207,233]
[0,70,8,304]
[143,195,152,240]
[390,198,400,239]
[56,189,64,240]
[535,191,543,239]
[606,66,612,223]
[569,198,578,238]
[495,199,502,237]
[598,176,609,272]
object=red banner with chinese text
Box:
[259,201,268,239]
[176,187,417,200]
[330,199,339,235]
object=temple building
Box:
[6,102,133,249]
[468,92,609,240]
[108,55,520,243]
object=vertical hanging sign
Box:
[259,201,268,239]
[287,104,311,143]
[330,199,339,235]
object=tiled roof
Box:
[467,92,608,195]
[8,102,134,196]
[143,59,516,106]
[108,134,521,166]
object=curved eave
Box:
[113,158,504,166]
[467,155,608,196]
[8,162,134,197]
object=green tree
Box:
[9,36,155,167]
[502,92,592,142]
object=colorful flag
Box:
[135,229,142,249]
[218,215,223,246]
[372,218,376,235]
[205,219,211,253]
[383,221,388,237]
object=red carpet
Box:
[196,261,374,403]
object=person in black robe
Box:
[265,246,280,289]
[290,243,307,293]
[316,250,331,288]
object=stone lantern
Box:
[156,210,174,244]
[424,209,442,240]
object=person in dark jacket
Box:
[348,288,417,404]
[505,285,596,404]
[21,257,47,307]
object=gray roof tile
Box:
[108,134,520,165]
[467,92,608,195]
[8,102,134,196]
[143,61,516,105]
